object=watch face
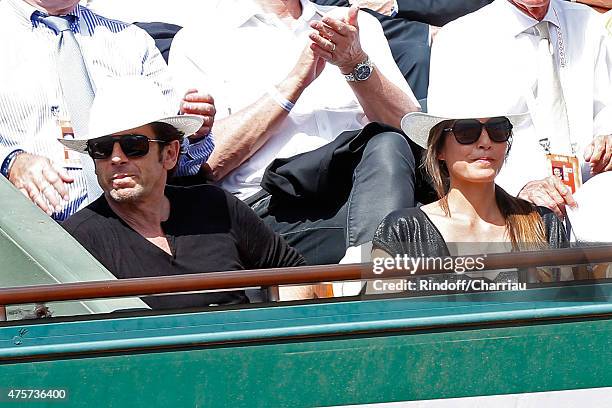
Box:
[355,65,372,80]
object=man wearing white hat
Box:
[0,0,216,222]
[62,78,305,309]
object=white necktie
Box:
[535,20,572,155]
[37,14,103,205]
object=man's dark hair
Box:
[150,121,184,143]
[150,121,184,176]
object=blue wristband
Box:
[267,86,295,113]
[1,149,24,178]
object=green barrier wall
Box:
[0,176,147,318]
[1,283,611,407]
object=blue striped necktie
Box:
[36,14,103,205]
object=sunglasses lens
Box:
[485,117,512,142]
[87,135,152,159]
[120,135,150,157]
[88,137,115,159]
[450,118,512,144]
[452,120,482,144]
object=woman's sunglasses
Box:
[87,134,167,159]
[443,117,513,145]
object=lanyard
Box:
[552,8,567,68]
[525,7,576,156]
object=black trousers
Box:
[250,131,419,265]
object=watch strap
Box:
[344,56,373,82]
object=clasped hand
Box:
[584,134,612,175]
[308,5,367,74]
[518,176,577,219]
[9,153,73,216]
[180,89,216,139]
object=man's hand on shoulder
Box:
[518,176,578,219]
[309,4,366,74]
[8,153,74,216]
[180,89,216,139]
[584,134,612,175]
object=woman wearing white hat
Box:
[372,111,568,265]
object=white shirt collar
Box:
[7,0,39,26]
[498,0,560,37]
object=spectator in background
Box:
[78,0,224,62]
[428,0,612,223]
[79,0,221,28]
[81,0,495,100]
[0,0,215,221]
[170,0,422,265]
[62,79,305,310]
[312,0,494,100]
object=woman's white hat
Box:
[59,77,204,153]
[400,107,530,150]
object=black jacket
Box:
[373,206,568,257]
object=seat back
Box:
[0,176,147,320]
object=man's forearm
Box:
[349,69,420,128]
[207,77,307,181]
[208,99,287,181]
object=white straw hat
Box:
[401,108,530,149]
[59,77,204,153]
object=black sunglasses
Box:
[87,134,167,159]
[443,117,513,145]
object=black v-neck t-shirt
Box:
[62,185,305,310]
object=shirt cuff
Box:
[186,133,215,161]
[1,149,25,178]
[174,134,215,177]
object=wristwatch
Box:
[344,56,375,82]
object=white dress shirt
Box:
[78,0,223,27]
[169,0,418,199]
[0,0,213,220]
[428,0,612,195]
